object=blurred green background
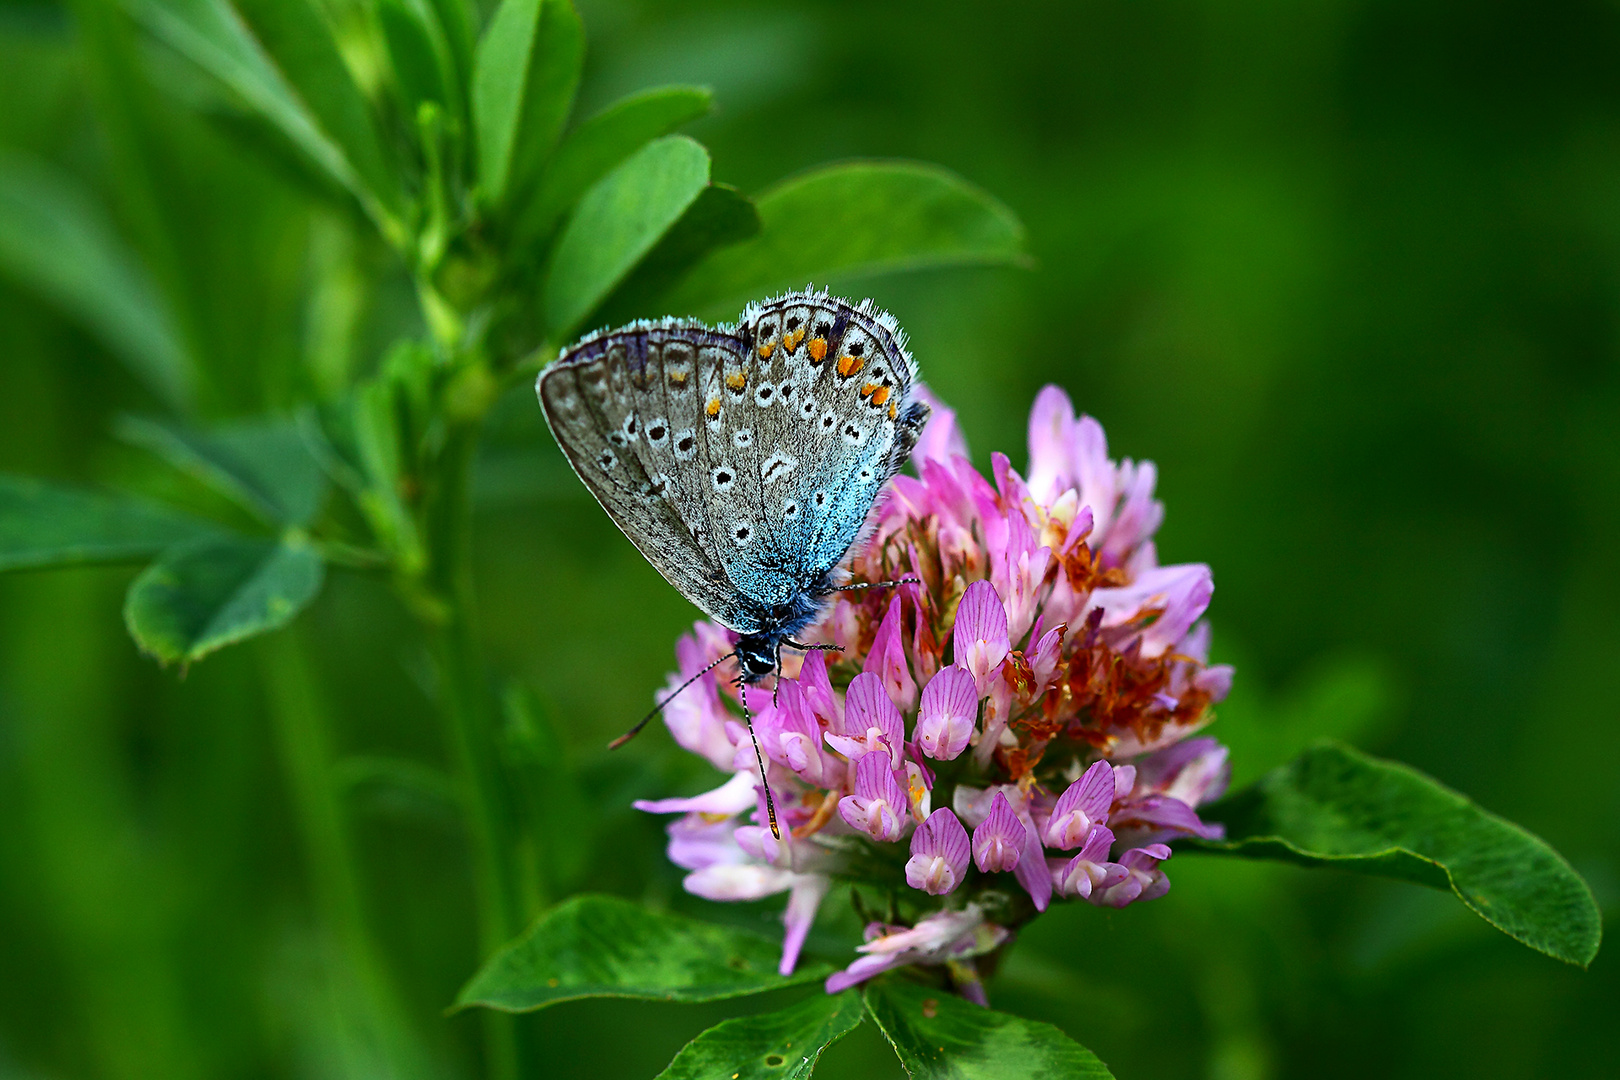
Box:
[2,0,1616,1077]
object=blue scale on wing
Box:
[703,342,795,613]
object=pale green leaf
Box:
[473,0,583,205]
[541,134,710,336]
[514,84,713,245]
[124,534,325,664]
[663,161,1027,317]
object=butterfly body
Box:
[538,289,929,681]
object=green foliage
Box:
[664,162,1029,316]
[116,415,329,528]
[1191,741,1602,968]
[541,134,712,335]
[0,476,216,570]
[130,0,401,234]
[654,990,864,1080]
[457,894,831,1011]
[864,980,1115,1079]
[0,153,195,411]
[516,84,714,247]
[0,1,1611,1078]
[124,533,325,663]
[473,0,584,207]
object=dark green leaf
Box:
[864,980,1115,1080]
[473,0,584,205]
[868,977,1108,1080]
[124,534,325,664]
[231,0,402,215]
[513,84,714,246]
[378,0,453,119]
[116,415,329,528]
[130,0,400,232]
[0,153,194,411]
[1189,741,1602,968]
[593,184,760,326]
[663,161,1028,317]
[0,476,217,571]
[655,991,864,1080]
[541,134,710,336]
[456,894,829,1011]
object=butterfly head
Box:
[734,634,780,682]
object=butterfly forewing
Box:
[537,289,929,640]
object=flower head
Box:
[636,385,1234,1003]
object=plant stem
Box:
[260,628,427,1076]
[423,421,527,1080]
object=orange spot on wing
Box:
[871,385,891,406]
[757,342,774,359]
[837,355,864,378]
[667,369,688,387]
[860,381,880,397]
[808,338,828,362]
[725,371,747,391]
[783,327,806,353]
[889,401,898,419]
[706,398,722,418]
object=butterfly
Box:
[538,289,930,828]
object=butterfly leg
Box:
[738,682,781,841]
[829,578,921,592]
[784,639,844,654]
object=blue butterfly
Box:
[538,289,929,829]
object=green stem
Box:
[423,422,527,1080]
[260,629,425,1076]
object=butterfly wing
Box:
[723,291,930,591]
[537,325,767,634]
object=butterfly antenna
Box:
[609,651,735,751]
[739,682,781,841]
[831,578,921,592]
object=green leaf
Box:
[864,980,1115,1080]
[473,0,584,206]
[377,0,452,119]
[230,0,402,215]
[456,894,829,1012]
[124,534,325,664]
[663,161,1028,317]
[593,184,761,327]
[0,476,217,571]
[655,991,864,1080]
[541,135,711,336]
[116,415,329,528]
[513,84,714,246]
[0,153,195,411]
[1188,741,1603,968]
[129,0,400,231]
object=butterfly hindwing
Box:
[538,327,762,633]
